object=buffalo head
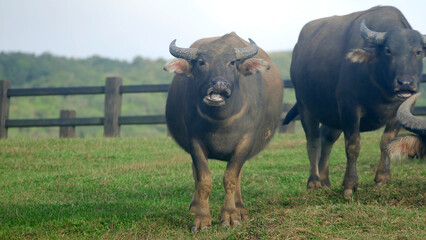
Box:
[346,20,425,99]
[164,37,270,108]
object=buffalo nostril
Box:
[208,78,232,97]
[397,77,413,86]
[215,82,227,91]
[211,78,230,90]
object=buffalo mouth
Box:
[203,87,232,107]
[395,90,416,99]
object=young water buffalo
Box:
[164,33,283,231]
[388,93,426,159]
[283,6,425,197]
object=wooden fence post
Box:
[59,110,76,138]
[0,80,11,139]
[104,77,122,137]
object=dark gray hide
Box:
[284,6,425,196]
[164,32,283,230]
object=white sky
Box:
[0,0,424,61]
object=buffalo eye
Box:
[415,50,423,56]
[229,60,236,66]
[384,47,392,56]
[196,59,206,67]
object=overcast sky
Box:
[0,0,425,61]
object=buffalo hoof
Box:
[343,189,353,198]
[307,175,323,190]
[221,221,230,228]
[236,202,249,221]
[221,219,241,228]
[307,180,322,190]
[343,186,360,198]
[320,178,331,188]
[220,208,242,228]
[375,172,391,186]
[191,225,209,233]
[191,214,211,232]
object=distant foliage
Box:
[268,51,292,79]
[0,52,173,87]
[0,52,174,138]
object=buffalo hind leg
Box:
[375,118,400,185]
[319,126,342,187]
[299,106,322,190]
[190,140,212,232]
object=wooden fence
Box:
[1,75,426,138]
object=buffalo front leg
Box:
[340,105,362,197]
[189,162,198,213]
[221,134,252,227]
[343,132,361,197]
[190,139,212,232]
[221,163,245,227]
[234,168,249,221]
[375,118,400,185]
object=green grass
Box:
[0,131,425,239]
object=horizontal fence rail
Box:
[120,84,170,94]
[6,115,167,128]
[6,117,105,128]
[1,74,426,138]
[6,84,171,97]
[119,115,166,125]
[8,86,106,97]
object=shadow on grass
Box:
[0,183,195,233]
[278,176,425,209]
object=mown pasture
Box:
[0,131,424,239]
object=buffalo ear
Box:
[238,58,270,76]
[163,59,192,76]
[346,48,375,63]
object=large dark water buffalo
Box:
[387,93,426,159]
[283,6,425,196]
[164,32,283,231]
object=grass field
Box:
[0,131,425,239]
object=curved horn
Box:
[397,93,426,135]
[169,39,198,60]
[235,38,258,60]
[360,19,386,45]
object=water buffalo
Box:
[387,93,426,159]
[164,32,283,231]
[283,6,425,196]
